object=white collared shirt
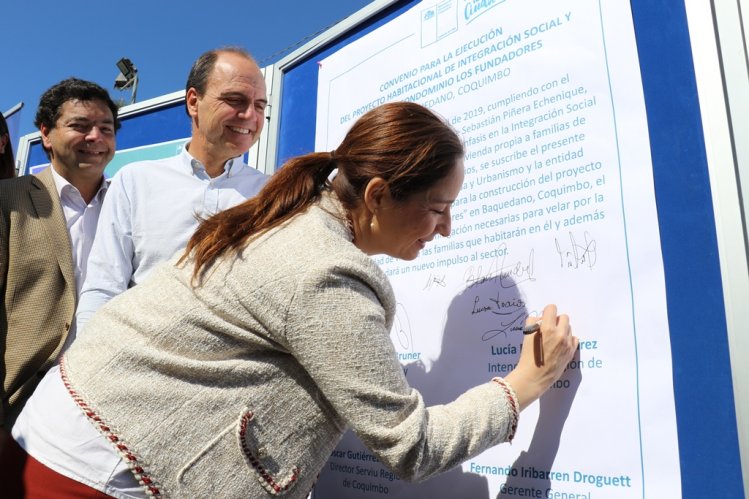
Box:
[49,167,108,297]
[75,145,268,334]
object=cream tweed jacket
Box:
[63,193,517,498]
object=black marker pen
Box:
[523,321,541,335]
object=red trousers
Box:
[0,429,112,498]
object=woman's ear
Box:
[362,177,390,214]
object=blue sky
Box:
[1,0,375,139]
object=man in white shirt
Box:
[0,78,119,429]
[76,48,269,333]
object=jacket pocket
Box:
[176,407,300,496]
[237,408,300,495]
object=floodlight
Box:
[116,58,137,80]
[114,57,139,104]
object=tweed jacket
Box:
[63,193,517,498]
[0,168,77,428]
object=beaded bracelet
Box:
[492,377,519,442]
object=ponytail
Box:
[182,101,463,283]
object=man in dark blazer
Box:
[0,78,120,431]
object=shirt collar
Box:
[182,142,244,178]
[49,166,108,206]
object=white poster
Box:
[314,0,680,497]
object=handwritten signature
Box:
[422,272,447,290]
[391,302,415,351]
[480,311,526,341]
[463,244,536,290]
[471,295,525,315]
[555,231,597,270]
[475,295,528,341]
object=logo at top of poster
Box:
[420,0,459,47]
[464,0,508,24]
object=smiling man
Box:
[0,78,120,429]
[75,48,269,334]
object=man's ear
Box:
[185,88,199,118]
[363,177,390,214]
[39,124,52,150]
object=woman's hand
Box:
[504,304,578,411]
